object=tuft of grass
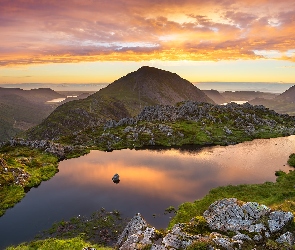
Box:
[0,185,25,216]
[288,154,295,167]
[5,236,111,250]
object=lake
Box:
[1,136,295,249]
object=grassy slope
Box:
[26,95,131,140]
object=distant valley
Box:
[0,88,95,142]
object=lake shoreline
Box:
[1,135,295,249]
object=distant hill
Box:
[0,88,64,142]
[275,85,295,103]
[26,66,214,140]
[0,87,64,103]
[221,91,277,102]
[249,85,295,115]
[202,89,278,105]
[203,90,226,104]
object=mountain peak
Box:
[96,66,214,115]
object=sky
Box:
[0,0,295,85]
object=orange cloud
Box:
[0,0,295,66]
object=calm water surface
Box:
[1,136,295,249]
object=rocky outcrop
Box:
[90,101,295,150]
[116,199,295,250]
[2,138,78,160]
[107,101,294,128]
[204,198,294,248]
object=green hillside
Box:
[26,67,214,141]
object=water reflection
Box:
[0,136,295,248]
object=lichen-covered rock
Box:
[268,211,294,233]
[116,213,148,247]
[276,231,295,245]
[203,198,273,233]
[161,223,203,249]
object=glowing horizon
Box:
[0,0,295,84]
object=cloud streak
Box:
[1,0,295,66]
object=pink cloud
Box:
[0,0,295,65]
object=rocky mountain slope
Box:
[26,67,214,140]
[67,101,295,151]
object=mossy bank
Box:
[0,145,59,217]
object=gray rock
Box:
[203,198,272,233]
[268,211,294,233]
[232,233,252,242]
[116,213,148,247]
[276,231,295,246]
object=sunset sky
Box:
[1,0,295,84]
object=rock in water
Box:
[112,173,120,184]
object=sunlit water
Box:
[46,98,66,103]
[1,136,295,248]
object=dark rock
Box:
[112,173,120,184]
